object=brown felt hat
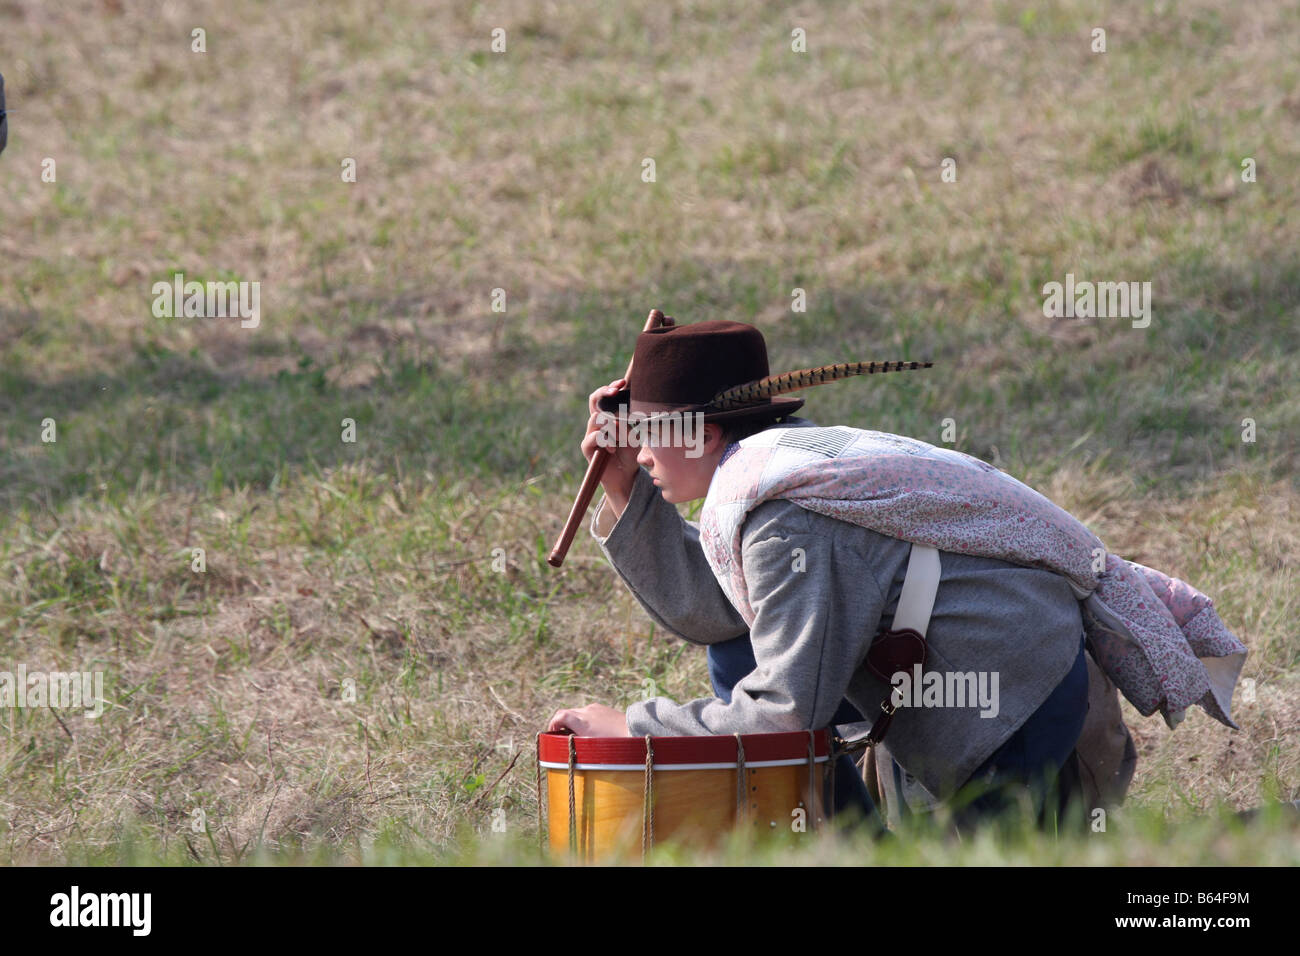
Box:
[597,320,805,425]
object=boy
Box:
[547,319,1245,829]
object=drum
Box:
[536,729,830,861]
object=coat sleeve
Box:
[590,465,749,645]
[625,500,892,736]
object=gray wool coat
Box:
[589,422,1087,800]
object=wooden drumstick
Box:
[547,308,673,568]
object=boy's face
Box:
[634,420,727,503]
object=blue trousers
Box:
[707,632,1090,831]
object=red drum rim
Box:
[538,728,829,771]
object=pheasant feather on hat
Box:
[708,360,932,412]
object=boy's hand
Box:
[582,379,641,515]
[547,703,631,737]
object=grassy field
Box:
[1,0,1297,864]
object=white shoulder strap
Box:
[892,544,941,636]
